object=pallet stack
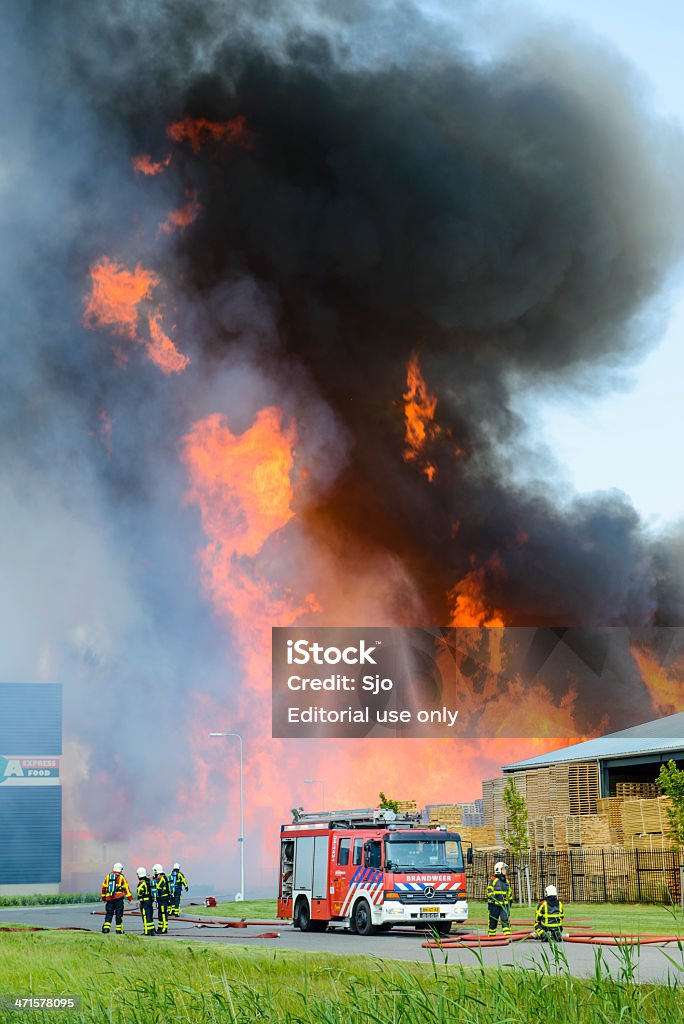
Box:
[396,800,418,814]
[532,814,611,850]
[615,782,660,799]
[597,797,626,844]
[457,825,498,848]
[427,803,463,828]
[621,796,675,851]
[482,774,526,839]
[621,796,672,836]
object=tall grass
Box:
[0,932,683,1023]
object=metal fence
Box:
[467,848,684,905]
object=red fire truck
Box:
[278,808,471,935]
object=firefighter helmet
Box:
[173,863,180,869]
[494,861,507,874]
[137,866,146,878]
[153,863,163,874]
[113,862,123,872]
[545,884,557,897]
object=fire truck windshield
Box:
[384,837,464,873]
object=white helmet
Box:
[494,861,507,874]
[137,866,146,878]
[173,863,180,870]
[545,884,557,897]
[113,862,123,872]
[153,863,163,874]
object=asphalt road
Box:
[3,903,684,984]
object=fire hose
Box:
[423,930,682,948]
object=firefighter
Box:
[100,861,133,935]
[152,863,170,933]
[136,867,155,936]
[486,860,512,937]
[168,862,189,917]
[534,884,564,942]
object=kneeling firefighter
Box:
[534,884,564,941]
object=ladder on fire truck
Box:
[294,807,423,828]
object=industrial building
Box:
[503,711,684,797]
[0,683,62,895]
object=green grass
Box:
[0,931,683,1023]
[192,898,684,935]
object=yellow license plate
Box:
[420,907,439,915]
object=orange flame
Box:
[449,558,507,627]
[159,189,201,235]
[182,408,297,558]
[631,644,684,717]
[83,258,159,338]
[167,115,250,153]
[131,153,172,176]
[146,313,190,375]
[84,258,189,375]
[403,352,440,480]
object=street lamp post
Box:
[304,778,324,808]
[209,731,244,902]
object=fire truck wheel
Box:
[432,922,452,937]
[294,898,312,932]
[352,898,376,937]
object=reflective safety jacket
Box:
[535,896,564,930]
[101,871,132,902]
[137,877,152,903]
[486,874,512,907]
[154,872,170,901]
[169,867,189,892]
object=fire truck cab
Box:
[278,808,470,936]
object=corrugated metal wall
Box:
[0,788,62,884]
[0,683,62,886]
[0,683,62,754]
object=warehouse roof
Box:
[502,712,684,771]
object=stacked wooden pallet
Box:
[620,797,672,837]
[457,825,498,848]
[533,814,611,850]
[615,782,660,799]
[597,797,625,844]
[482,775,525,835]
[427,803,463,827]
[396,800,418,814]
[630,833,678,852]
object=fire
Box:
[180,407,317,659]
[167,115,249,153]
[83,258,189,375]
[83,257,159,338]
[631,643,684,716]
[131,153,172,175]
[146,314,190,375]
[159,189,201,235]
[449,559,507,627]
[403,351,440,480]
[182,408,297,559]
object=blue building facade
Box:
[0,683,62,889]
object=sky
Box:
[514,0,684,526]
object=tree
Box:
[502,778,530,861]
[378,792,400,813]
[656,761,684,847]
